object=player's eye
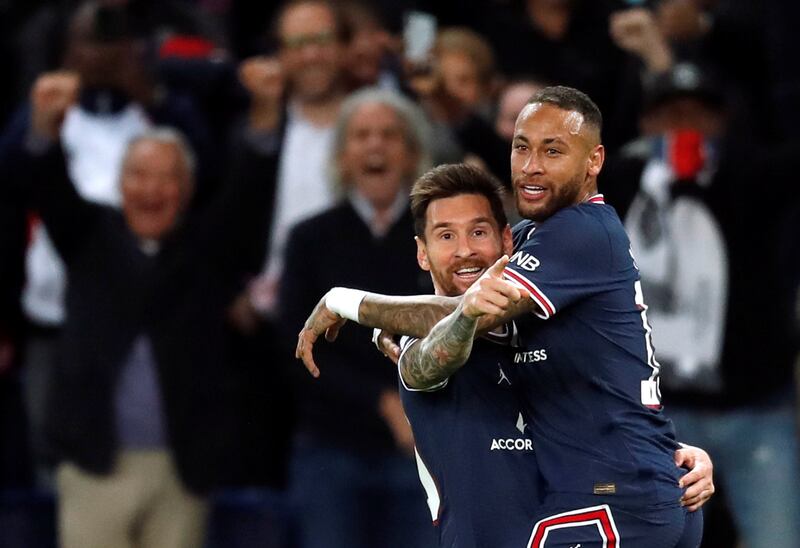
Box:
[439,232,454,240]
[546,148,561,155]
[473,229,486,237]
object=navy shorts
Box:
[525,503,703,548]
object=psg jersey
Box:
[399,329,541,548]
[502,195,683,508]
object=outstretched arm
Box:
[297,256,533,377]
[358,293,461,338]
[296,291,459,377]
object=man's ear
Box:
[587,144,605,177]
[415,236,430,271]
[502,225,514,256]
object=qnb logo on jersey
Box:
[509,251,540,272]
[513,349,547,364]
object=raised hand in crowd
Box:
[655,0,712,42]
[609,7,674,74]
[29,71,80,140]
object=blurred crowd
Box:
[0,1,798,547]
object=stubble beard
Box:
[513,173,586,222]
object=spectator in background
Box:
[434,27,500,122]
[0,0,212,487]
[491,78,547,206]
[611,0,800,144]
[494,79,546,143]
[3,67,276,548]
[224,0,374,492]
[430,0,640,151]
[235,0,349,317]
[339,0,402,92]
[609,5,675,77]
[605,61,800,548]
[278,87,437,548]
[404,25,509,188]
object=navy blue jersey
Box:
[503,195,683,508]
[399,328,541,548]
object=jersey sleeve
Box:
[503,209,612,320]
[397,336,449,392]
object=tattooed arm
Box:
[296,256,533,377]
[399,302,479,389]
[357,294,459,337]
[398,257,535,388]
[296,292,460,377]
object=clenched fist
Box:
[30,71,80,141]
[462,256,526,319]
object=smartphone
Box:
[403,11,437,64]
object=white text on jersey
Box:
[490,438,534,451]
[509,251,540,272]
[513,349,548,364]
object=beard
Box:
[430,258,491,297]
[513,172,585,222]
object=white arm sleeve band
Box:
[325,287,367,322]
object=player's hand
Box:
[373,329,401,364]
[675,444,715,511]
[30,71,80,141]
[462,256,526,319]
[295,293,348,378]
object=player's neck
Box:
[578,183,599,204]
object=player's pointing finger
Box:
[486,255,509,278]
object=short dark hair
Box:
[410,164,508,238]
[528,85,603,133]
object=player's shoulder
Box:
[531,203,612,249]
[511,219,537,247]
[549,201,609,229]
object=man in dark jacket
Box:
[278,87,437,548]
[6,70,275,548]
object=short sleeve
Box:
[398,336,449,392]
[503,208,612,320]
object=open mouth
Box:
[362,157,388,177]
[363,165,387,176]
[453,266,486,281]
[519,185,546,199]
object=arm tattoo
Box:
[358,294,461,338]
[400,304,478,390]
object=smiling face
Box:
[417,193,513,297]
[339,102,418,209]
[121,140,192,240]
[511,102,604,221]
[278,2,344,103]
